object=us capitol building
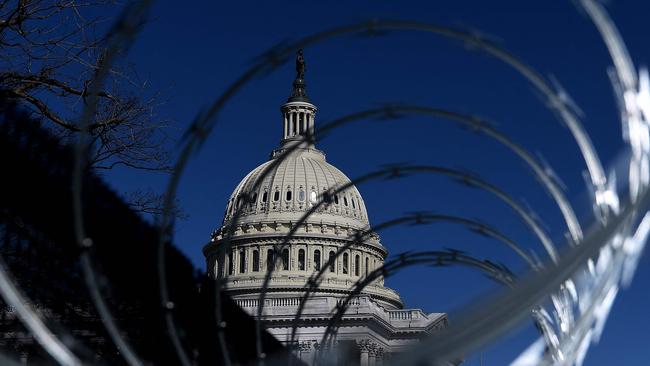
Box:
[203,51,448,365]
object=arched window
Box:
[352,198,356,209]
[282,249,289,270]
[228,251,234,275]
[286,190,292,201]
[298,189,305,202]
[262,191,268,203]
[343,253,349,274]
[252,250,260,272]
[310,191,317,203]
[298,249,305,270]
[314,250,321,271]
[267,249,275,270]
[273,190,280,202]
[343,196,348,206]
[239,249,246,273]
[329,251,336,273]
[355,254,360,276]
[365,257,369,276]
[334,195,339,204]
[251,192,257,205]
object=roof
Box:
[222,147,371,231]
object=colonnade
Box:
[282,104,316,141]
[216,243,383,284]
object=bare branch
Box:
[0,0,177,219]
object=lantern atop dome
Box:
[281,50,317,147]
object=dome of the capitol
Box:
[222,147,371,231]
[203,49,405,310]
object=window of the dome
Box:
[343,196,348,206]
[355,255,360,276]
[252,250,260,272]
[262,191,268,203]
[310,191,317,203]
[314,250,321,271]
[298,189,305,201]
[343,253,349,274]
[329,251,335,273]
[298,249,305,270]
[267,249,275,269]
[334,195,339,204]
[273,190,280,202]
[286,190,292,201]
[351,198,356,209]
[282,249,289,270]
[239,249,246,273]
[251,192,257,204]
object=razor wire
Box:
[0,0,646,365]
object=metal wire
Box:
[2,1,646,365]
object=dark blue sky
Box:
[103,1,649,364]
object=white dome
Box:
[204,57,403,310]
[222,146,370,230]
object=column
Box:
[288,112,294,136]
[308,113,313,135]
[283,114,288,139]
[245,246,251,273]
[298,341,316,364]
[360,351,369,366]
[383,351,391,366]
[306,245,311,270]
[233,250,239,274]
[376,347,384,366]
[357,339,371,366]
[368,342,378,366]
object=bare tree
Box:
[0,0,177,217]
